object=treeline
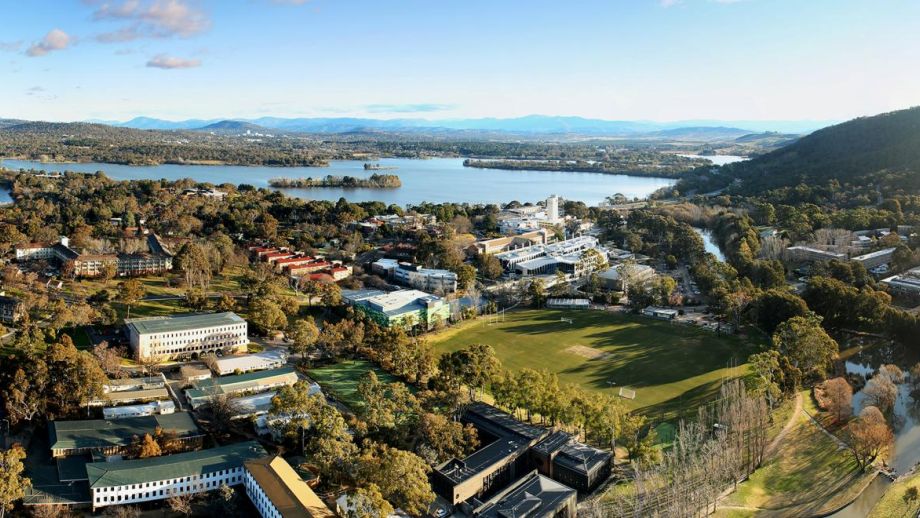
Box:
[268,174,401,189]
[463,153,701,178]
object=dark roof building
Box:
[472,470,576,518]
[50,413,203,458]
[531,431,613,494]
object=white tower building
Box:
[546,195,561,223]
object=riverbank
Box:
[269,173,401,189]
[463,157,698,178]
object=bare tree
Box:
[166,492,193,517]
[823,377,854,424]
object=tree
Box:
[0,446,29,518]
[102,505,140,518]
[211,483,239,515]
[46,334,107,418]
[93,341,125,377]
[477,254,503,280]
[550,270,569,297]
[216,293,237,312]
[136,433,162,458]
[823,377,853,424]
[619,412,659,465]
[416,412,479,464]
[249,299,287,335]
[356,442,435,517]
[287,318,320,359]
[343,484,394,518]
[455,264,477,291]
[846,406,892,470]
[209,394,241,430]
[116,278,146,320]
[747,350,783,405]
[772,315,839,381]
[751,289,809,333]
[2,359,48,426]
[527,278,546,308]
[166,492,193,517]
[863,376,898,415]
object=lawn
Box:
[716,395,875,517]
[307,359,404,412]
[429,309,758,420]
[870,471,920,517]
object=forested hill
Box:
[677,106,920,197]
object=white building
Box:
[211,350,288,376]
[244,456,336,518]
[125,312,248,360]
[88,441,266,510]
[851,247,897,270]
[372,258,458,293]
[103,400,176,420]
[598,264,656,291]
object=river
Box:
[692,227,725,261]
[0,158,676,206]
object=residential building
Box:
[472,471,577,518]
[125,312,249,360]
[244,456,336,518]
[851,247,897,270]
[185,366,299,409]
[0,294,25,323]
[87,441,267,510]
[50,413,202,458]
[342,289,451,329]
[211,350,288,376]
[372,259,458,293]
[103,400,176,420]
[15,234,173,278]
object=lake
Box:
[692,227,725,261]
[0,158,677,206]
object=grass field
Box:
[716,392,875,517]
[870,471,920,517]
[307,359,404,411]
[429,309,759,420]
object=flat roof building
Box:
[185,366,299,409]
[103,400,176,420]
[852,247,897,269]
[50,413,202,458]
[211,350,288,376]
[125,312,248,360]
[244,456,336,518]
[87,440,267,510]
[342,289,451,330]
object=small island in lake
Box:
[268,173,402,189]
[363,162,399,170]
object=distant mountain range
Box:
[81,115,832,136]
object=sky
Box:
[1,0,919,123]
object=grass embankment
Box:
[307,359,404,412]
[869,471,920,517]
[429,309,759,421]
[716,392,875,517]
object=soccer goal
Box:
[560,317,573,324]
[618,387,637,400]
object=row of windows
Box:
[94,470,243,505]
[155,325,246,339]
[151,339,245,356]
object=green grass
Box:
[429,309,758,420]
[307,359,403,411]
[870,471,920,517]
[719,398,875,516]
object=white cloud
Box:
[93,0,210,41]
[26,29,72,57]
[146,53,201,69]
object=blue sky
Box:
[1,0,919,122]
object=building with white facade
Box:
[495,235,608,277]
[244,455,336,518]
[211,350,288,376]
[125,312,248,360]
[185,366,299,409]
[103,400,176,420]
[372,258,458,293]
[852,247,897,270]
[87,441,267,510]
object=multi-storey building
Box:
[50,413,203,458]
[125,312,249,360]
[185,366,299,409]
[15,234,173,278]
[342,289,451,329]
[87,441,267,510]
[244,456,336,518]
[0,295,25,324]
[372,258,458,293]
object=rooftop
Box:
[342,289,443,317]
[212,350,287,374]
[474,471,576,518]
[186,366,298,400]
[852,247,897,262]
[244,456,335,518]
[86,441,267,488]
[50,413,201,452]
[125,312,245,336]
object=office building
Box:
[342,289,451,329]
[472,471,577,518]
[851,247,897,270]
[244,456,336,518]
[125,312,248,360]
[372,258,459,293]
[87,441,267,510]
